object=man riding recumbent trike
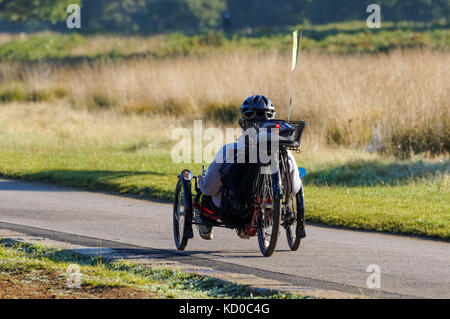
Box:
[173,95,307,257]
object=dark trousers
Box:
[202,196,220,219]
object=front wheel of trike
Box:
[173,178,190,250]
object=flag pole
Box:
[288,30,302,123]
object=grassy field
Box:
[0,50,448,157]
[0,239,300,299]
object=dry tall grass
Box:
[0,49,448,157]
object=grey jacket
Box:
[199,141,302,208]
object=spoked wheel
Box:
[284,188,305,251]
[257,173,282,257]
[173,178,189,250]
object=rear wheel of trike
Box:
[173,178,190,250]
[257,173,282,257]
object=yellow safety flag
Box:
[292,30,302,71]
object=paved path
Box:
[0,178,448,298]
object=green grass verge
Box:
[0,239,302,299]
[307,183,448,239]
[0,24,449,63]
[0,147,448,240]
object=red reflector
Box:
[275,124,280,129]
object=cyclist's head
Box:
[239,95,276,129]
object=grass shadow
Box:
[304,159,449,187]
[1,169,173,200]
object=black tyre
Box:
[285,188,304,251]
[257,173,282,257]
[173,178,189,250]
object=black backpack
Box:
[218,157,260,224]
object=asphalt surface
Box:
[0,178,449,298]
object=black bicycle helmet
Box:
[240,95,276,121]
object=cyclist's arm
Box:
[287,150,302,195]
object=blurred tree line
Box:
[0,0,449,33]
[0,0,80,23]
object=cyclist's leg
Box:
[195,196,216,240]
[202,196,221,220]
